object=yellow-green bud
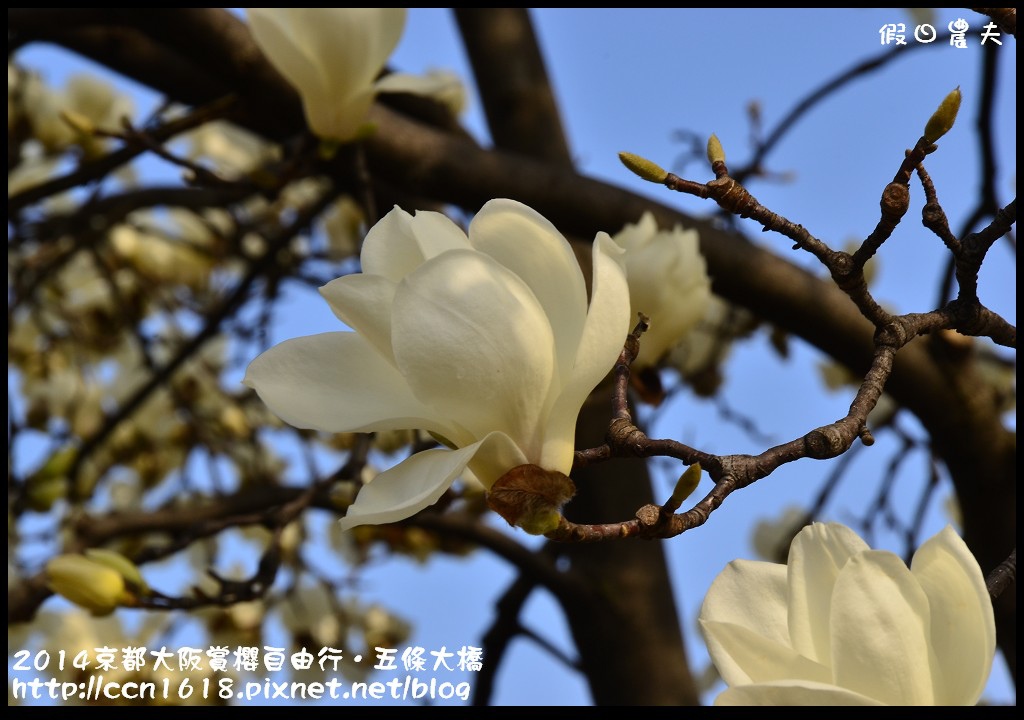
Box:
[669,463,702,509]
[923,87,962,143]
[84,549,149,593]
[706,134,726,165]
[517,508,564,536]
[46,554,132,616]
[318,139,342,160]
[619,152,669,184]
[25,447,76,511]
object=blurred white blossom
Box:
[245,9,416,144]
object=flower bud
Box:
[668,463,702,511]
[84,548,149,593]
[923,87,962,143]
[706,134,726,166]
[618,152,669,183]
[46,554,132,616]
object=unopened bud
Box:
[923,87,962,143]
[46,554,132,616]
[706,134,726,166]
[25,447,76,511]
[666,463,702,512]
[619,152,669,184]
[85,548,149,593]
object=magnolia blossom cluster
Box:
[699,523,995,706]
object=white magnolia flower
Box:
[244,199,630,530]
[699,522,995,706]
[248,9,448,143]
[612,211,710,368]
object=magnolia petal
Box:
[699,559,791,686]
[337,431,525,530]
[910,526,995,705]
[248,10,324,102]
[319,274,397,363]
[377,69,466,115]
[830,551,937,705]
[622,232,709,367]
[360,206,471,282]
[701,619,831,687]
[541,232,630,472]
[464,431,531,490]
[300,9,405,92]
[787,522,870,664]
[468,199,588,385]
[243,332,455,437]
[700,559,790,644]
[391,250,555,459]
[715,680,884,706]
[248,9,406,142]
[310,90,375,146]
[337,445,470,531]
[375,71,455,97]
[613,211,660,250]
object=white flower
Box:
[244,199,630,530]
[248,9,444,144]
[698,522,995,706]
[612,211,710,368]
[185,119,281,178]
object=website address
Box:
[10,675,472,703]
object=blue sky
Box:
[10,8,1015,706]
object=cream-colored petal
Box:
[360,206,471,282]
[375,69,467,115]
[540,232,630,472]
[699,559,792,686]
[830,551,938,705]
[247,9,406,142]
[242,332,455,438]
[700,619,831,687]
[247,10,324,102]
[374,70,454,96]
[622,231,709,368]
[715,680,884,706]
[468,198,588,387]
[910,526,995,705]
[319,274,397,364]
[337,444,471,531]
[463,431,530,490]
[305,88,374,145]
[787,522,870,664]
[699,559,790,643]
[391,250,555,459]
[612,211,660,251]
[338,431,524,530]
[305,8,405,91]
